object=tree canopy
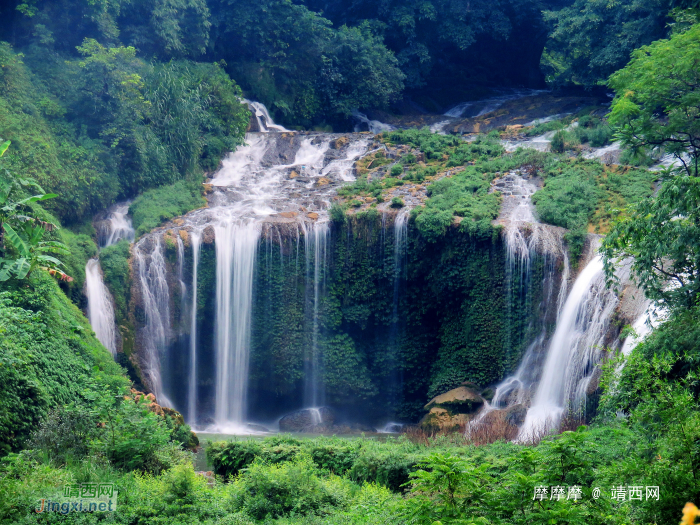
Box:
[603,23,700,310]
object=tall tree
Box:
[602,23,700,310]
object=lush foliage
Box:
[0,274,128,454]
[608,23,700,178]
[129,181,206,236]
[542,0,672,87]
[603,24,700,309]
[0,40,247,224]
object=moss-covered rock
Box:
[424,386,484,415]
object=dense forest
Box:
[1,0,700,524]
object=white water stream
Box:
[85,202,135,356]
[85,259,118,355]
[518,255,620,437]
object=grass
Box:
[129,180,206,236]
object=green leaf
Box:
[0,140,9,158]
[4,224,29,258]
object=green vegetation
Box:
[129,181,206,237]
[603,24,700,309]
[0,274,128,454]
[0,39,248,225]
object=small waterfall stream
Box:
[85,202,135,355]
[188,232,201,426]
[85,259,117,355]
[134,237,175,409]
[304,221,330,408]
[214,222,259,430]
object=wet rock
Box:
[289,170,299,179]
[202,225,215,244]
[279,211,298,219]
[503,404,528,427]
[331,136,349,149]
[307,212,319,220]
[425,386,484,414]
[279,407,335,432]
[203,183,214,194]
[315,177,330,187]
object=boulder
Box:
[425,386,484,414]
[202,225,215,244]
[503,404,528,427]
[420,407,470,432]
[279,407,335,432]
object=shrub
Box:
[231,456,342,519]
[329,203,346,224]
[207,440,263,479]
[129,181,206,236]
[390,164,404,176]
[550,130,566,152]
[391,197,404,208]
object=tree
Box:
[0,140,71,282]
[542,0,671,87]
[607,23,700,177]
[602,24,700,309]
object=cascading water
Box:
[468,172,567,431]
[85,201,135,356]
[304,221,330,408]
[214,221,259,429]
[97,202,135,248]
[85,259,117,355]
[188,232,201,426]
[245,99,290,132]
[352,110,394,134]
[518,255,620,437]
[134,237,174,409]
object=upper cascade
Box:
[244,99,291,133]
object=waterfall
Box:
[351,110,395,134]
[176,236,187,320]
[214,221,260,429]
[245,100,290,132]
[518,255,619,437]
[85,259,117,355]
[304,221,330,408]
[86,201,135,357]
[188,232,201,426]
[128,128,370,429]
[134,237,174,408]
[97,202,135,248]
